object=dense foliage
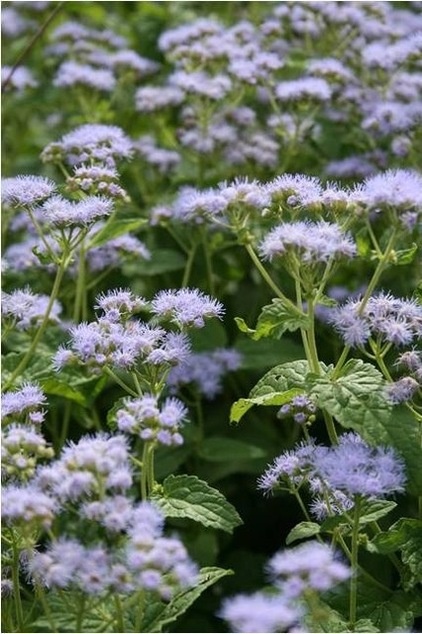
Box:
[2,2,422,633]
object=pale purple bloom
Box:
[2,288,62,330]
[42,124,133,167]
[265,173,323,205]
[111,50,159,76]
[268,541,350,597]
[169,70,232,100]
[135,85,184,112]
[95,289,146,319]
[116,394,187,446]
[167,348,242,399]
[2,382,46,418]
[312,433,406,498]
[41,195,113,226]
[354,169,422,211]
[257,440,317,493]
[330,292,422,348]
[259,221,356,263]
[81,495,134,532]
[87,233,151,271]
[151,288,224,328]
[28,539,85,588]
[2,424,52,479]
[2,484,57,528]
[2,175,55,206]
[1,65,37,91]
[67,164,129,200]
[133,135,181,173]
[53,61,116,91]
[307,58,353,82]
[275,77,332,102]
[220,592,301,633]
[277,395,317,425]
[146,331,191,366]
[385,377,420,404]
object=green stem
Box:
[140,443,149,500]
[182,243,197,287]
[103,367,138,397]
[349,496,362,630]
[76,594,86,632]
[336,533,391,594]
[202,231,215,295]
[73,241,87,322]
[332,228,398,379]
[37,584,57,633]
[12,537,24,632]
[4,255,69,390]
[244,243,299,312]
[113,595,125,633]
[1,2,64,90]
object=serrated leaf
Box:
[308,359,391,444]
[378,406,422,496]
[89,217,147,247]
[250,360,314,396]
[150,475,243,533]
[140,567,233,633]
[286,521,320,545]
[198,437,266,462]
[230,387,304,424]
[235,299,309,341]
[371,518,422,589]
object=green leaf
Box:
[198,437,266,462]
[378,406,422,496]
[235,337,303,370]
[235,299,309,341]
[371,518,422,589]
[358,499,397,525]
[286,521,321,545]
[250,360,313,396]
[41,369,107,408]
[230,387,304,424]
[321,500,397,534]
[89,217,147,247]
[150,475,243,533]
[140,567,233,633]
[124,248,185,276]
[392,243,418,265]
[308,359,391,444]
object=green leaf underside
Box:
[230,387,304,423]
[89,217,147,247]
[286,521,320,545]
[235,298,309,341]
[151,475,243,533]
[140,567,233,633]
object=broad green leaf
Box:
[308,359,391,444]
[235,337,303,370]
[371,518,422,589]
[41,371,107,407]
[150,475,243,533]
[198,437,266,462]
[286,521,320,545]
[140,567,233,633]
[230,388,304,424]
[124,248,185,276]
[321,500,397,534]
[235,299,309,341]
[249,360,313,397]
[358,499,397,525]
[378,406,422,496]
[89,217,147,247]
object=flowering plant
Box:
[2,2,422,633]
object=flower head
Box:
[151,288,224,328]
[2,175,55,207]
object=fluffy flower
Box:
[259,221,356,263]
[53,61,116,91]
[219,592,301,633]
[1,175,55,206]
[116,395,187,446]
[151,288,224,328]
[2,289,62,330]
